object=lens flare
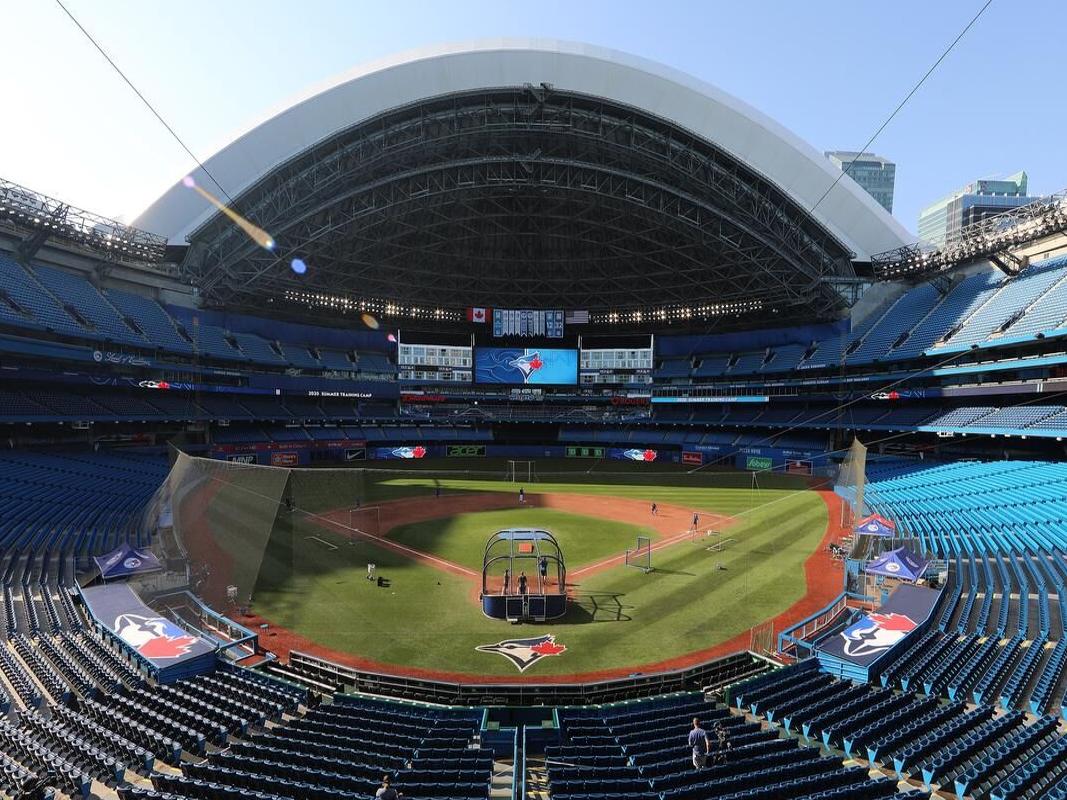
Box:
[182,175,275,251]
[290,258,307,275]
[361,313,380,330]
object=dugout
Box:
[481,529,567,622]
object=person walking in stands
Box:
[651,502,658,516]
[375,774,401,799]
[502,567,511,595]
[688,718,710,770]
[519,487,526,505]
[518,571,528,595]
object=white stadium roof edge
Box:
[133,39,911,261]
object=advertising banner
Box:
[446,444,486,457]
[682,451,704,466]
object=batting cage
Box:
[480,529,567,621]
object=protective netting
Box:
[836,437,868,527]
[142,452,816,611]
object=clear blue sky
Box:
[0,0,1062,237]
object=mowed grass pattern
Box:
[197,460,830,676]
[387,508,658,572]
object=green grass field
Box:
[190,458,830,676]
[387,508,657,572]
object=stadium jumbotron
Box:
[4,9,1067,799]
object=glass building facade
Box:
[918,171,1032,247]
[825,151,896,213]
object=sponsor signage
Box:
[270,452,299,467]
[344,447,366,462]
[226,454,257,464]
[210,438,367,455]
[682,451,703,466]
[447,444,486,457]
[745,456,774,471]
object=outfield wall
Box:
[209,440,829,470]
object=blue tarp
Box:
[865,546,929,582]
[855,514,896,536]
[93,543,163,580]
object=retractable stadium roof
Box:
[135,40,910,329]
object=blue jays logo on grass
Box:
[114,613,198,660]
[840,612,916,658]
[507,351,544,382]
[476,634,566,672]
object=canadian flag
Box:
[467,307,488,323]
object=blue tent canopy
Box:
[93,543,163,580]
[864,546,928,582]
[855,513,896,537]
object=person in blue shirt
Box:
[688,718,710,769]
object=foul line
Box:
[204,475,477,577]
[316,515,479,578]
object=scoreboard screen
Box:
[397,343,472,383]
[579,347,654,385]
[475,347,577,385]
[492,309,564,338]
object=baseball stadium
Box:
[1,28,1067,800]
